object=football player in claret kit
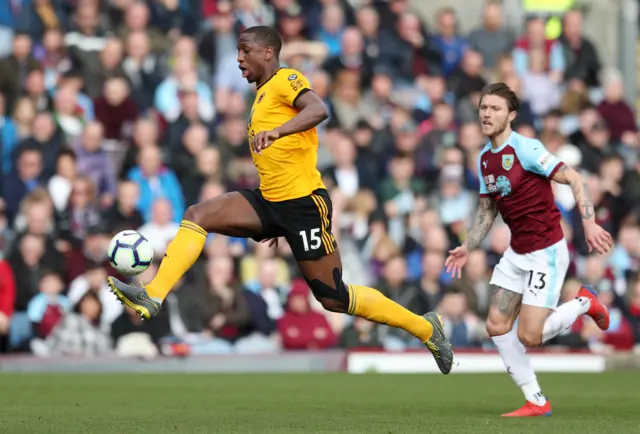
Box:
[107,26,454,373]
[446,83,613,417]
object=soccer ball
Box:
[107,230,154,276]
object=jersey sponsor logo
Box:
[257,92,265,104]
[496,175,512,197]
[537,152,554,171]
[484,174,497,193]
[288,74,297,81]
[502,154,514,171]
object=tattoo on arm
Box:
[490,285,523,317]
[558,165,595,221]
[466,197,498,250]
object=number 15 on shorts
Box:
[300,228,321,251]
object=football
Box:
[107,230,154,276]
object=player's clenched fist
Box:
[252,129,280,154]
[445,244,469,279]
[583,221,613,254]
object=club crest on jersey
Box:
[288,74,297,81]
[257,92,265,104]
[502,154,514,171]
[496,175,512,197]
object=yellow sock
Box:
[347,285,433,342]
[146,220,207,301]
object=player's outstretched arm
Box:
[252,91,328,153]
[445,197,498,278]
[465,197,499,250]
[552,165,613,253]
[274,91,328,137]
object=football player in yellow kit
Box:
[107,26,453,374]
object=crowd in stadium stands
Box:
[1,0,640,358]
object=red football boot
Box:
[501,400,553,417]
[577,285,610,330]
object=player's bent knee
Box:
[184,204,205,226]
[517,329,542,347]
[305,278,350,313]
[316,297,347,313]
[486,317,513,337]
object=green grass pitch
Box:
[0,372,637,433]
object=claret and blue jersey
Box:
[477,132,565,254]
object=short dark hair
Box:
[242,26,283,56]
[480,83,520,113]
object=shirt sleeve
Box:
[516,138,564,178]
[275,70,312,108]
[477,153,489,196]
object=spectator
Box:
[16,0,66,42]
[65,4,108,89]
[0,2,17,58]
[245,258,287,322]
[197,256,276,353]
[127,144,185,223]
[58,176,103,246]
[197,0,240,74]
[339,317,383,349]
[27,271,71,341]
[3,147,45,225]
[110,264,171,358]
[431,8,467,77]
[597,68,637,144]
[121,117,161,177]
[520,48,561,117]
[94,76,139,141]
[23,68,53,113]
[322,132,376,199]
[102,180,144,233]
[72,121,117,205]
[385,12,442,82]
[277,279,337,350]
[31,291,112,357]
[0,93,19,176]
[0,32,40,113]
[559,10,601,89]
[121,30,161,110]
[316,3,345,57]
[0,255,16,350]
[116,2,170,55]
[154,57,214,123]
[468,1,513,69]
[32,27,73,91]
[438,291,484,348]
[13,112,63,179]
[322,27,374,90]
[68,261,122,332]
[138,198,180,258]
[512,16,564,82]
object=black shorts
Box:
[239,188,337,261]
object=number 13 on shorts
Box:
[490,240,570,309]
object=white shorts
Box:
[490,239,570,309]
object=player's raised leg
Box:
[107,192,265,319]
[297,249,454,374]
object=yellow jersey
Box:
[247,67,325,202]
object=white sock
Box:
[492,329,546,405]
[542,297,591,343]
